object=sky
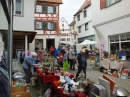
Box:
[60,0,85,24]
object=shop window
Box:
[36,5,42,13]
[115,35,119,41]
[126,34,130,40]
[120,34,126,41]
[35,21,42,29]
[110,36,114,42]
[35,39,43,49]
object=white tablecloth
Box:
[100,60,130,71]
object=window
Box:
[43,5,57,14]
[35,22,42,29]
[84,10,87,18]
[67,38,70,41]
[36,5,42,13]
[126,34,130,40]
[78,26,81,33]
[115,35,119,41]
[35,39,43,49]
[85,23,88,31]
[62,24,64,27]
[74,35,76,40]
[106,0,120,7]
[35,21,56,30]
[77,14,80,21]
[120,34,126,41]
[110,36,114,42]
[14,0,23,15]
[48,22,53,30]
[62,28,64,31]
[73,25,74,30]
[62,21,64,22]
[48,6,53,14]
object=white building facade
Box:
[0,0,36,58]
[91,0,130,56]
[69,18,78,44]
[59,17,72,44]
[74,0,99,50]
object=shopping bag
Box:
[63,60,70,70]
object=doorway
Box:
[46,39,55,50]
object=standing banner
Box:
[100,40,106,58]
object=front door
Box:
[46,39,55,50]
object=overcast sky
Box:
[60,0,85,24]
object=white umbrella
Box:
[76,40,97,45]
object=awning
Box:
[1,30,37,43]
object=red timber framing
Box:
[35,2,60,35]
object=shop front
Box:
[0,30,36,58]
[109,32,130,60]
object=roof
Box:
[37,0,63,4]
[68,18,76,26]
[59,17,69,24]
[74,0,91,16]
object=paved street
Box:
[68,59,130,97]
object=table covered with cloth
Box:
[35,67,74,84]
[50,81,88,97]
[100,59,130,71]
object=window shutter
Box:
[100,0,106,10]
[43,21,47,30]
[43,5,47,13]
[53,22,56,30]
[53,6,56,14]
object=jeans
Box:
[76,66,86,78]
[69,59,75,70]
[23,68,31,84]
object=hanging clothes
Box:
[17,51,21,64]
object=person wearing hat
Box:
[75,49,87,81]
[22,52,40,85]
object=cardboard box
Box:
[12,86,26,93]
[12,92,30,97]
[11,86,30,97]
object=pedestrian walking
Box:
[75,49,87,81]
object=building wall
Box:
[92,0,130,26]
[91,0,130,51]
[75,5,99,48]
[13,0,35,31]
[59,18,72,43]
[0,4,8,30]
[0,0,35,31]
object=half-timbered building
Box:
[29,0,63,50]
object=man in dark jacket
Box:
[75,49,87,80]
